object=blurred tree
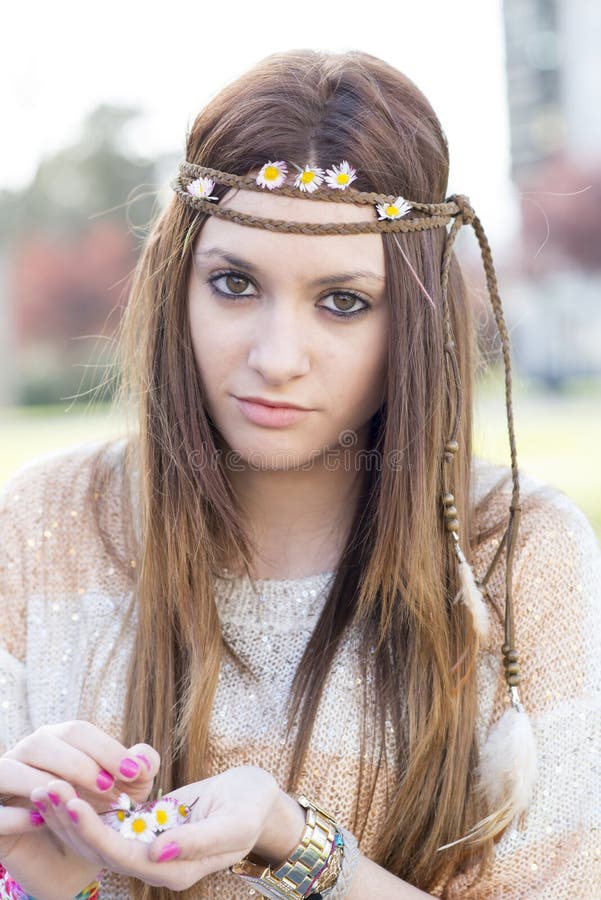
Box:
[0,104,178,405]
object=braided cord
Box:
[171,161,524,702]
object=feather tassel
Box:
[453,542,490,644]
[436,701,538,851]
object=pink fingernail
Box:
[119,757,140,778]
[33,800,47,813]
[30,809,45,826]
[96,769,114,791]
[48,792,61,807]
[157,842,180,862]
[67,808,79,824]
[135,753,152,771]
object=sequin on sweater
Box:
[1,439,599,898]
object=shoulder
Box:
[0,437,129,517]
[471,456,601,655]
[0,437,133,577]
[471,455,600,571]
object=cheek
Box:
[327,322,388,416]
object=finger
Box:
[0,757,63,835]
[30,781,104,867]
[0,801,40,836]
[147,813,252,874]
[7,723,160,799]
[55,794,203,889]
[125,744,160,780]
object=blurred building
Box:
[501,0,601,385]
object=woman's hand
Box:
[0,720,160,899]
[29,765,306,892]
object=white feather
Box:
[436,705,538,850]
[477,704,538,813]
[455,558,490,643]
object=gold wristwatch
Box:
[229,794,339,899]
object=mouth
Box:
[233,396,313,428]
[235,395,311,411]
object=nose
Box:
[247,304,311,383]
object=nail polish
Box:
[157,842,180,862]
[96,769,114,791]
[48,792,61,807]
[135,753,152,771]
[30,809,45,826]
[32,800,47,813]
[67,808,79,824]
[119,757,140,778]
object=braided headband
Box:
[170,157,537,846]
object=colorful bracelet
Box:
[0,862,102,899]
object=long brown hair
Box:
[89,49,525,897]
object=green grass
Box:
[2,370,600,543]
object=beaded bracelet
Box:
[317,826,360,899]
[0,862,102,899]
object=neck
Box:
[227,438,370,581]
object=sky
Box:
[1,0,516,248]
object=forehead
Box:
[194,185,385,271]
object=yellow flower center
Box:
[117,810,125,822]
[155,809,168,826]
[264,166,279,181]
[132,817,147,834]
[385,204,398,216]
[301,170,315,184]
[178,804,188,818]
[336,173,349,184]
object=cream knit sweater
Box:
[0,438,599,899]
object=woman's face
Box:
[187,185,388,469]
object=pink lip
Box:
[235,397,312,428]
[237,395,309,410]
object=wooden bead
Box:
[506,650,519,663]
[505,663,520,675]
[507,673,521,686]
[442,493,455,506]
[445,440,459,454]
[502,643,511,655]
[443,506,458,519]
[445,519,460,533]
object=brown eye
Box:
[332,293,356,312]
[224,273,249,294]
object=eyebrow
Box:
[193,246,385,287]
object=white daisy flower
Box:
[112,792,134,811]
[185,176,218,201]
[119,810,155,843]
[103,792,134,829]
[146,798,179,832]
[324,160,357,190]
[176,800,192,823]
[375,197,412,220]
[255,160,288,190]
[293,164,326,193]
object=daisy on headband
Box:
[255,160,288,189]
[324,160,357,190]
[375,196,412,220]
[292,163,326,193]
[185,176,219,201]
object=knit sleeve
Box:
[445,486,601,898]
[0,463,35,755]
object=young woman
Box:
[0,49,599,900]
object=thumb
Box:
[147,812,250,866]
